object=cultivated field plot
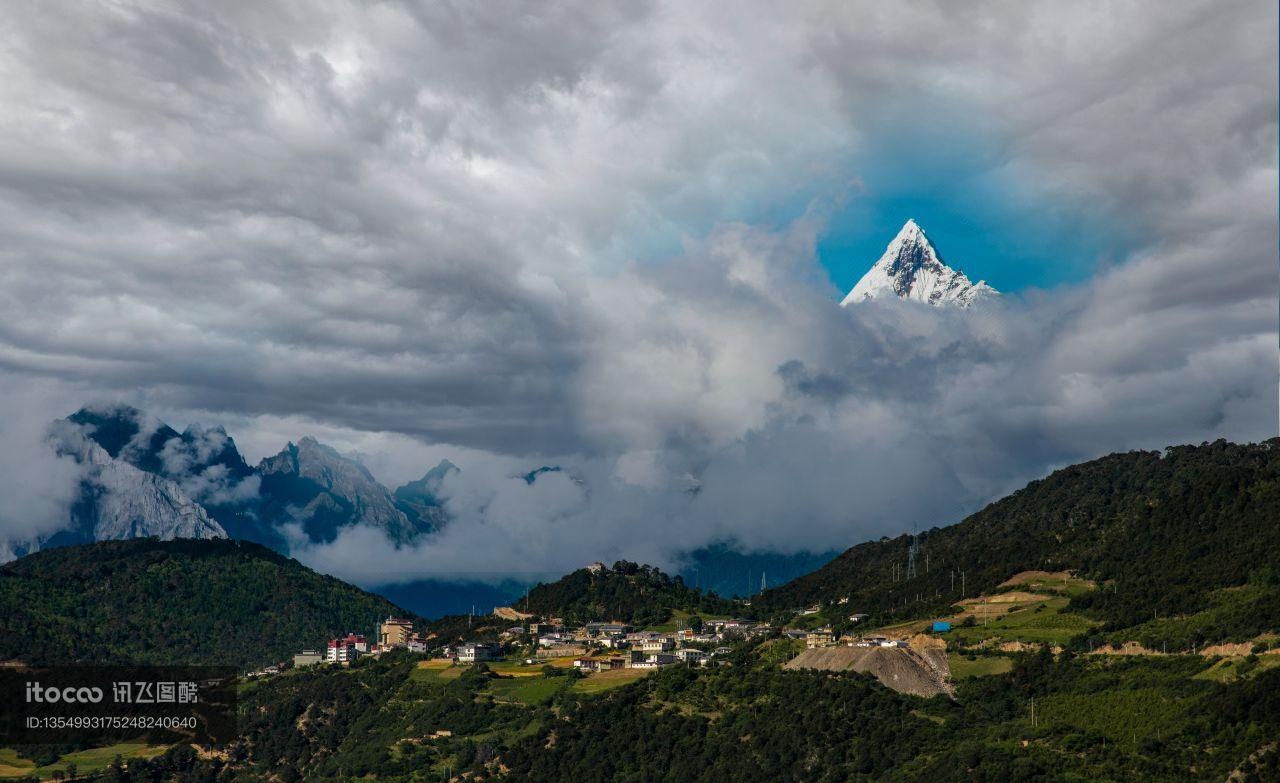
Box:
[0,743,168,780]
[997,570,1096,597]
[487,676,572,705]
[946,596,1098,646]
[1195,654,1280,683]
[570,667,651,694]
[948,653,1014,679]
[487,658,578,677]
[875,572,1098,641]
[417,657,652,703]
[411,659,463,682]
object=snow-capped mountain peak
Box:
[840,219,998,308]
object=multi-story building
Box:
[379,617,414,648]
[676,648,708,665]
[806,628,837,649]
[326,637,359,663]
[342,633,370,653]
[640,636,675,653]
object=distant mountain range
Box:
[841,219,997,307]
[8,405,833,615]
[44,406,455,552]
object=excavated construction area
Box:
[785,638,953,698]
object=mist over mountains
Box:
[0,194,1274,617]
[3,403,834,614]
[12,404,449,549]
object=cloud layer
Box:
[0,0,1274,582]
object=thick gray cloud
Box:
[0,378,89,558]
[0,1,1274,582]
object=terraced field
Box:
[946,597,1099,646]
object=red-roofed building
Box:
[326,637,359,663]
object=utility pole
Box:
[1030,697,1036,728]
[950,570,955,593]
[961,571,966,596]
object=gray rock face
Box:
[3,410,452,560]
[56,424,227,543]
[258,436,420,544]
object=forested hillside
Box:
[757,440,1280,643]
[0,539,416,667]
[520,561,738,626]
[39,645,1280,782]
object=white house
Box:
[676,649,708,664]
[640,637,675,653]
[458,642,501,663]
[630,653,678,669]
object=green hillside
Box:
[756,440,1280,645]
[0,538,417,668]
[521,560,738,626]
[32,643,1280,782]
[422,561,739,645]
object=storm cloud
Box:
[0,1,1274,582]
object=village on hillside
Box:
[245,560,960,691]
[268,611,771,678]
[243,564,1278,701]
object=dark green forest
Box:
[0,539,416,667]
[757,439,1280,645]
[519,560,738,626]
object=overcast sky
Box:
[0,0,1275,583]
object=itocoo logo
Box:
[25,681,104,703]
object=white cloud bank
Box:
[0,0,1274,583]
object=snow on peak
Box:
[840,220,998,308]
